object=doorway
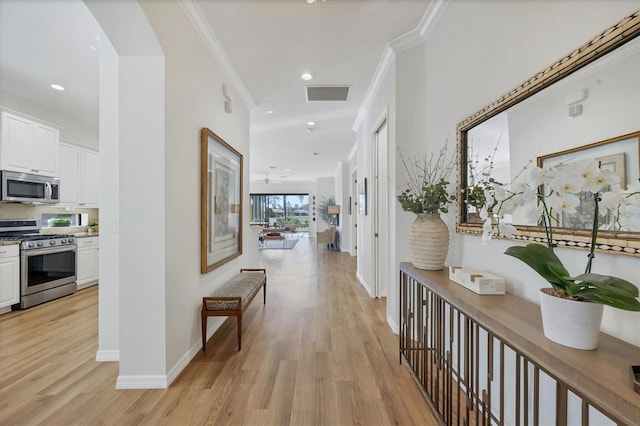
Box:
[373,118,389,298]
[351,168,358,256]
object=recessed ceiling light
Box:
[269,165,278,169]
[301,73,313,81]
[285,169,291,172]
[306,121,316,126]
[313,152,318,156]
[50,84,65,91]
[265,110,273,114]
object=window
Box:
[41,213,88,228]
[250,193,309,231]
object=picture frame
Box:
[537,132,638,231]
[358,177,367,215]
[201,128,243,273]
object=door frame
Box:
[372,114,389,298]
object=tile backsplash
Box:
[0,203,98,226]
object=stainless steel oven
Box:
[20,239,77,309]
[0,219,77,309]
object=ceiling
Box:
[0,0,101,128]
[0,0,431,183]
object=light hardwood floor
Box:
[0,237,440,425]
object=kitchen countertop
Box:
[74,233,99,238]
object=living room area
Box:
[251,193,308,250]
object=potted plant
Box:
[397,144,456,270]
[47,217,71,227]
[480,158,640,349]
[318,196,336,227]
[87,219,98,235]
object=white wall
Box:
[95,29,119,362]
[422,0,640,345]
[87,0,256,388]
[86,0,168,388]
[335,159,352,251]
[355,0,640,345]
[355,57,396,300]
[139,0,256,381]
[118,54,167,381]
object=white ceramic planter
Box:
[408,213,449,270]
[539,289,604,350]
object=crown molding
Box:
[178,0,256,110]
[389,0,447,53]
[353,0,448,132]
[388,28,424,53]
[417,0,448,44]
[352,45,394,132]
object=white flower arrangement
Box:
[481,158,640,243]
[478,157,640,311]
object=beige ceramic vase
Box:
[408,213,449,270]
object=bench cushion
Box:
[205,273,265,311]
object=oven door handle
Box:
[22,245,77,256]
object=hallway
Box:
[0,238,439,425]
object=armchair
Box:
[316,227,336,249]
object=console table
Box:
[399,262,640,425]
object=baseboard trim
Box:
[166,340,203,386]
[116,375,168,389]
[95,350,119,362]
[387,315,399,335]
[356,272,374,298]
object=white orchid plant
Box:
[479,158,640,311]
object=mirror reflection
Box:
[460,37,640,235]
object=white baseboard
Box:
[77,281,98,291]
[166,339,203,386]
[95,350,119,362]
[116,375,168,389]
[387,314,399,335]
[356,272,374,298]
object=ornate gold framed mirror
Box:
[456,11,640,257]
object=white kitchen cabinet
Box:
[0,111,59,176]
[0,244,20,309]
[59,143,81,205]
[58,142,99,207]
[77,237,99,289]
[81,149,99,206]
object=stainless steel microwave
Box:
[0,170,60,204]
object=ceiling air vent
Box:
[306,86,350,102]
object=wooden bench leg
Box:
[237,312,242,351]
[202,312,207,352]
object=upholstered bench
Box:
[201,268,267,351]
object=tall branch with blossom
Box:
[397,144,456,215]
